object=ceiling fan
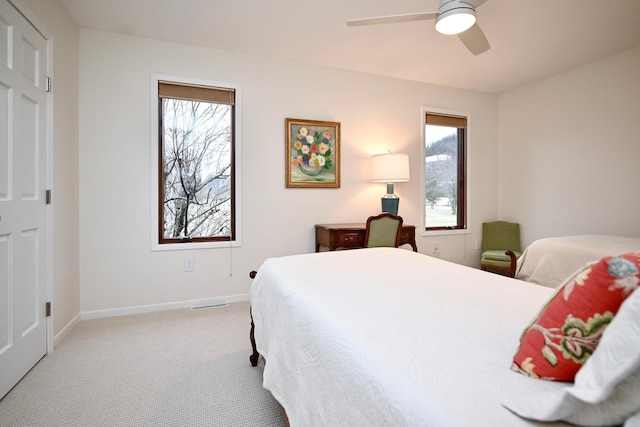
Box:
[347,0,490,55]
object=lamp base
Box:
[381,197,399,215]
[381,182,400,215]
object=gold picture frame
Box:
[285,118,341,188]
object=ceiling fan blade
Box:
[347,12,437,27]
[457,23,490,55]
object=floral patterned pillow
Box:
[512,253,640,381]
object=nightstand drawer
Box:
[399,228,415,246]
[335,232,362,248]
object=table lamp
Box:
[371,152,410,215]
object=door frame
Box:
[8,0,54,354]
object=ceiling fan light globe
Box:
[435,9,476,35]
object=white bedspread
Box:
[250,248,571,426]
[516,235,640,288]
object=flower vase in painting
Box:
[292,127,333,176]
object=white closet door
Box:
[0,0,49,399]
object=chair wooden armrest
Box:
[505,250,517,278]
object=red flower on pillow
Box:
[512,253,640,381]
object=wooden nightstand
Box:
[315,223,417,252]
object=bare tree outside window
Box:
[159,82,235,243]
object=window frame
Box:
[421,107,470,236]
[150,74,242,251]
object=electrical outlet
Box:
[433,241,439,251]
[184,256,195,272]
[476,239,482,251]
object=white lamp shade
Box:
[371,153,410,182]
[435,6,476,35]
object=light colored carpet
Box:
[0,301,284,427]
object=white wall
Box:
[22,0,80,340]
[78,30,499,313]
[498,47,640,247]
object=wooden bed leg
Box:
[249,307,260,367]
[248,270,260,366]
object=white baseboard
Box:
[80,293,250,321]
[53,312,81,348]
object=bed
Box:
[249,248,576,426]
[516,235,640,289]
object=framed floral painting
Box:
[286,118,341,188]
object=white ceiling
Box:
[60,0,640,93]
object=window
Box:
[424,111,467,231]
[156,79,238,246]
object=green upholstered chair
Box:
[364,213,403,248]
[480,221,521,277]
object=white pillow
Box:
[503,287,640,426]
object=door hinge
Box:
[46,302,51,317]
[46,189,51,204]
[45,76,52,92]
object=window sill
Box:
[421,228,469,237]
[151,240,241,252]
